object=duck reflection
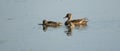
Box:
[39,19,62,32]
[64,22,75,36]
[75,24,87,30]
[42,24,62,32]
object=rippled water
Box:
[0,0,120,51]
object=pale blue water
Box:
[0,0,120,51]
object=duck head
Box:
[43,19,47,25]
[64,13,72,19]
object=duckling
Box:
[64,13,88,26]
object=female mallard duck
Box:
[38,19,62,32]
[41,19,62,27]
[64,13,88,26]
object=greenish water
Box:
[0,0,120,51]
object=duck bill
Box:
[63,16,67,18]
[38,24,43,25]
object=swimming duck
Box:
[40,19,62,27]
[64,13,88,26]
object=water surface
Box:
[0,0,120,51]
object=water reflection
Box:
[64,24,87,36]
[40,24,62,32]
[75,24,87,30]
[39,24,87,35]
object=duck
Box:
[64,13,88,26]
[39,19,62,27]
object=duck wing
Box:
[47,21,57,24]
[71,17,88,22]
[70,19,82,22]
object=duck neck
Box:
[43,20,47,25]
[67,16,72,21]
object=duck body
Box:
[65,19,83,25]
[64,13,88,26]
[42,20,62,27]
